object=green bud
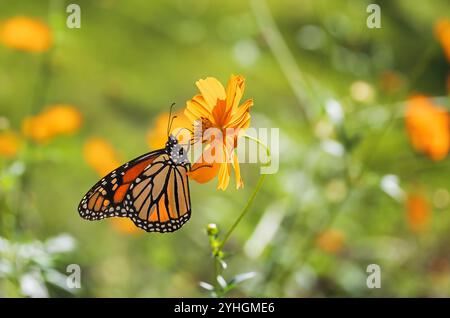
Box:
[207,223,218,236]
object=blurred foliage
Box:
[1,0,450,297]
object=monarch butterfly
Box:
[78,110,194,233]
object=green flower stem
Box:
[218,135,271,249]
[243,134,271,159]
[219,173,266,249]
[206,136,270,296]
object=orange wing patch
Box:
[113,184,130,203]
[112,157,155,204]
[123,159,154,183]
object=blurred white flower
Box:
[199,281,214,291]
[321,139,345,157]
[17,242,51,266]
[325,99,344,125]
[380,174,405,201]
[9,161,25,176]
[20,271,48,298]
[0,234,77,297]
[46,234,76,254]
[216,275,227,289]
[232,272,257,284]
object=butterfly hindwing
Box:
[126,154,191,232]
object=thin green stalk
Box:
[244,134,271,158]
[219,174,266,249]
[251,0,313,124]
[214,257,220,293]
[218,135,271,249]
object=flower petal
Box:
[188,158,220,184]
[185,94,214,122]
[232,151,244,189]
[217,162,230,190]
[226,99,253,129]
[226,75,245,112]
[212,99,231,127]
[196,77,226,108]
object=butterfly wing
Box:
[78,150,191,233]
[127,153,191,232]
[78,150,164,220]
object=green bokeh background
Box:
[1,0,450,297]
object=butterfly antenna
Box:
[167,102,176,136]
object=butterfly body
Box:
[78,135,191,233]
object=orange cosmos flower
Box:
[316,229,345,254]
[435,18,450,62]
[0,131,21,157]
[110,218,142,235]
[22,104,82,142]
[0,16,52,52]
[83,138,121,176]
[406,194,431,233]
[405,95,450,161]
[184,75,253,190]
[147,111,191,150]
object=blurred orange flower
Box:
[22,105,82,142]
[316,229,345,254]
[147,111,191,150]
[83,138,120,176]
[184,75,253,190]
[405,95,450,161]
[406,194,431,233]
[435,18,450,62]
[110,218,142,235]
[0,16,52,52]
[0,131,21,157]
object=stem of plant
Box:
[219,173,266,249]
[207,136,270,296]
[218,135,271,249]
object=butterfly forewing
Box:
[78,150,164,220]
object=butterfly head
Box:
[167,135,189,166]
